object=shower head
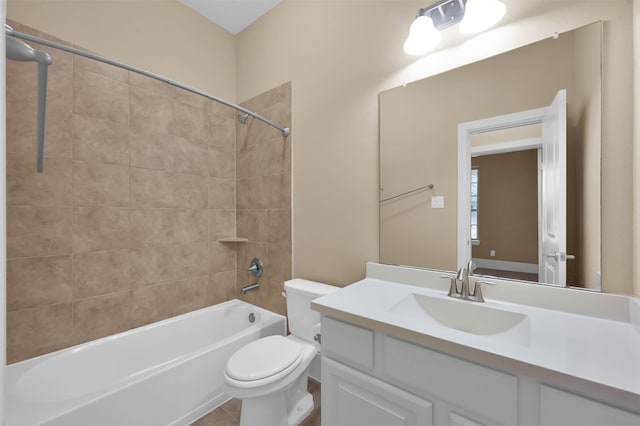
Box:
[237,113,249,124]
[5,25,52,65]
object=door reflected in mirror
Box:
[471,146,540,282]
[379,22,602,289]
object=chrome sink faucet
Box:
[443,261,494,303]
[451,265,470,299]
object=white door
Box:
[540,89,567,285]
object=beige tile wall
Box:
[5,22,290,364]
[236,82,292,316]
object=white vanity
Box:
[311,263,640,426]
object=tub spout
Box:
[241,283,260,295]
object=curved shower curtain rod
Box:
[6,26,291,138]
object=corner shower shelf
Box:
[218,237,249,243]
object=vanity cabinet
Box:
[321,317,516,426]
[320,316,640,426]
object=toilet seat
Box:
[225,335,303,388]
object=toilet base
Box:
[238,375,313,426]
[287,392,314,425]
[239,392,287,426]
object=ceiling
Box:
[178,0,282,35]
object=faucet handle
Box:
[246,257,263,278]
[471,280,497,302]
[440,274,460,297]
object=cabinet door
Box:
[383,335,518,426]
[322,357,433,426]
[540,385,640,426]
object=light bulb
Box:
[459,0,506,35]
[403,15,442,56]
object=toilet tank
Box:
[285,279,338,343]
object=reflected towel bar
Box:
[380,183,434,203]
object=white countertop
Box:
[312,263,640,413]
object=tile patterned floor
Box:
[192,378,321,426]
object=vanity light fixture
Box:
[459,0,506,34]
[403,0,506,55]
[403,15,442,56]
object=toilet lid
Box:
[225,335,302,382]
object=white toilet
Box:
[223,279,338,426]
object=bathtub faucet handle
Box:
[247,258,263,278]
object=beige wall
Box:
[5,1,638,295]
[238,0,634,294]
[471,151,538,264]
[7,0,236,101]
[237,1,387,285]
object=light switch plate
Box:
[431,196,444,209]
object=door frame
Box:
[457,107,547,271]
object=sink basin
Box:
[388,293,531,345]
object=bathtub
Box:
[5,299,286,426]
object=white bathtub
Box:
[6,299,286,426]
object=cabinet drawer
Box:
[322,316,374,371]
[382,336,518,426]
[540,385,640,426]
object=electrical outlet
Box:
[490,250,496,257]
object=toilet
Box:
[223,279,338,426]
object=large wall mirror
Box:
[379,22,602,290]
